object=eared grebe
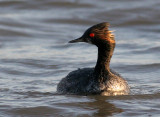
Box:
[57,22,130,96]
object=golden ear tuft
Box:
[107,30,115,43]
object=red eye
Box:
[89,33,95,38]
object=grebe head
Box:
[69,22,115,47]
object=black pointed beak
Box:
[69,37,84,43]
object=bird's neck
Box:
[94,44,115,78]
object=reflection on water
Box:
[0,0,160,116]
[7,95,123,117]
[84,96,123,116]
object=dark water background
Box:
[0,0,160,117]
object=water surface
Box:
[0,0,160,116]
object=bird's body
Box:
[57,68,129,96]
[57,22,130,96]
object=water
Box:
[0,0,160,116]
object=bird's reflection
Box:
[59,95,123,117]
[86,95,123,116]
[75,95,123,117]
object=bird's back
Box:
[57,68,129,96]
[57,68,94,94]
